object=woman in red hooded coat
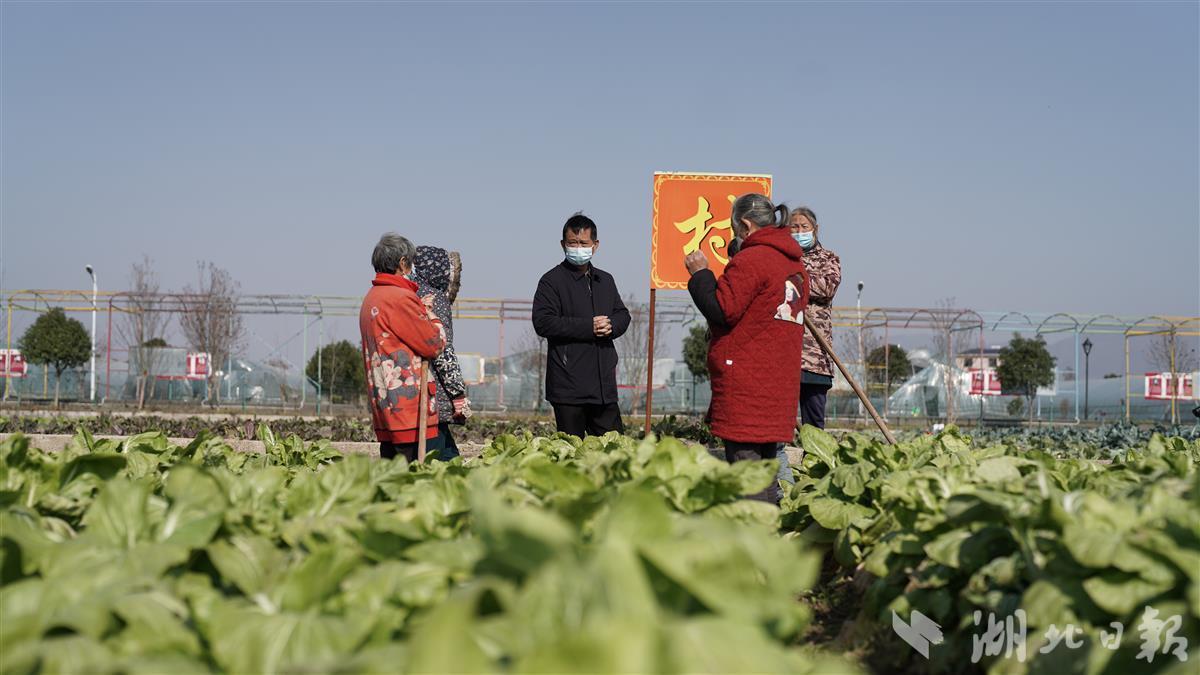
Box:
[685,194,809,503]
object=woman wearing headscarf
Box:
[412,246,471,459]
[684,194,809,504]
[773,206,843,487]
[789,207,841,429]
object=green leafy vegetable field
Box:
[783,427,1200,674]
[1,428,850,674]
[1,424,1197,674]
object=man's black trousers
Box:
[552,402,625,438]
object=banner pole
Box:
[644,288,657,436]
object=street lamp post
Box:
[1082,338,1093,422]
[856,281,865,421]
[85,265,97,403]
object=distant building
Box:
[955,346,1005,371]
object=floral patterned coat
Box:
[800,243,841,378]
[359,273,445,443]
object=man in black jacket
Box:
[532,212,631,437]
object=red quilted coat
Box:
[359,273,445,443]
[707,227,809,443]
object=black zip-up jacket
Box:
[532,261,631,404]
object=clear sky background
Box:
[2,1,1197,368]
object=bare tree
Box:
[929,298,973,424]
[511,327,548,412]
[1145,331,1200,374]
[265,358,298,405]
[617,294,667,415]
[116,255,171,408]
[837,325,881,378]
[179,262,244,404]
[831,323,875,427]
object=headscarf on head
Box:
[413,246,462,303]
[413,247,449,290]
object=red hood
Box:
[372,273,419,292]
[740,226,803,260]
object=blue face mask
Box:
[565,246,594,266]
[793,232,816,250]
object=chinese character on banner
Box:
[1136,606,1188,663]
[649,172,771,290]
[971,610,1028,664]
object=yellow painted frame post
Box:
[1169,329,1177,425]
[3,298,11,400]
[1124,335,1131,422]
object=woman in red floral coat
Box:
[359,233,446,462]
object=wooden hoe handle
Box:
[801,314,897,445]
[416,361,431,461]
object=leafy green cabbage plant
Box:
[782,425,1199,673]
[0,429,857,674]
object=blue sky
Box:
[2,1,1197,364]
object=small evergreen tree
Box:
[1006,398,1025,418]
[306,340,365,404]
[18,308,92,407]
[681,324,709,383]
[866,344,912,394]
[681,324,709,414]
[997,334,1056,423]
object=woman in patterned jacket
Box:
[412,246,471,459]
[790,206,842,428]
[773,207,841,488]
